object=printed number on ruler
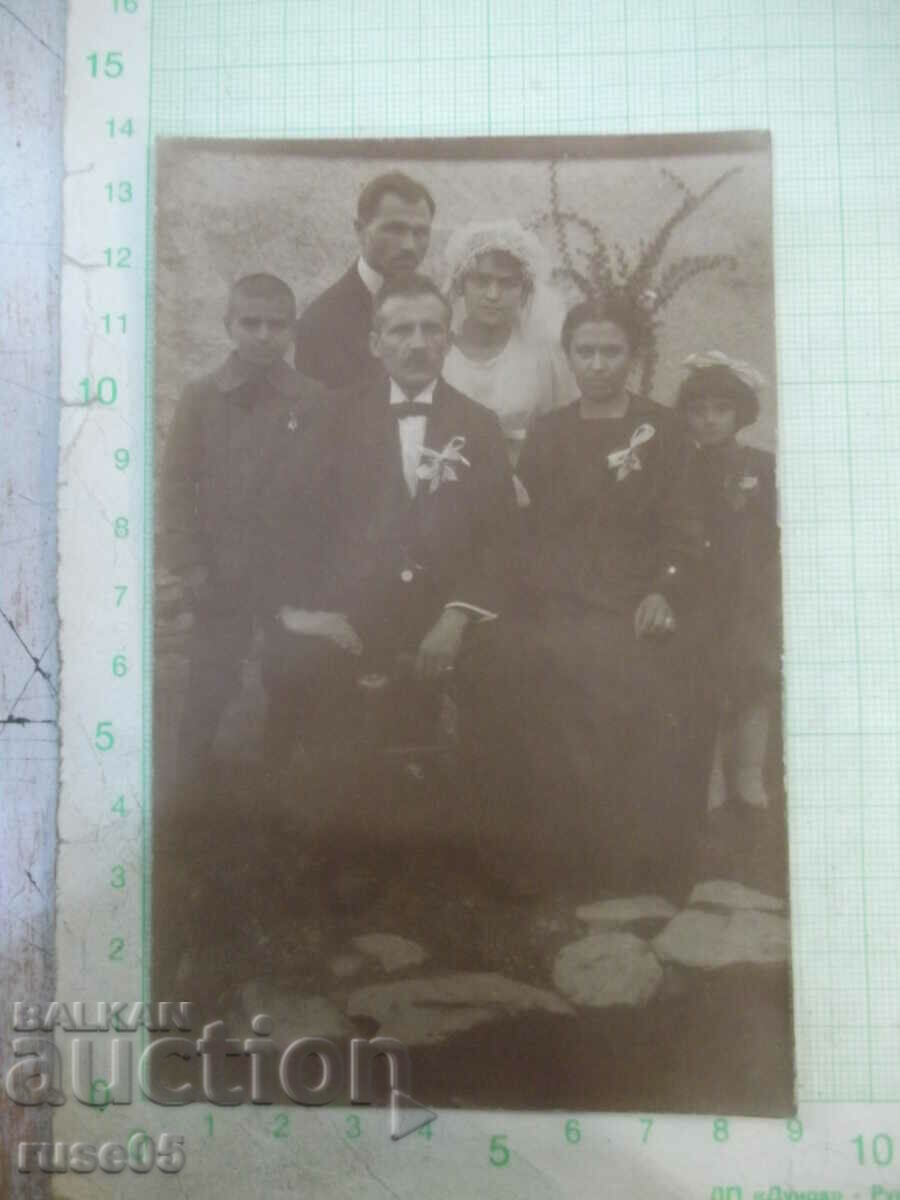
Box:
[87,51,125,79]
[853,1133,894,1166]
[76,5,147,992]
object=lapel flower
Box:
[416,436,470,494]
[607,423,655,482]
[725,473,758,511]
[287,411,300,432]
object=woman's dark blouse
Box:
[515,395,704,616]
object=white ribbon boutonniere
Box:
[726,473,759,511]
[607,423,655,482]
[416,436,471,494]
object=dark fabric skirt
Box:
[695,556,783,708]
[459,603,711,899]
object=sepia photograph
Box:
[151,133,792,1115]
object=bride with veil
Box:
[441,219,576,473]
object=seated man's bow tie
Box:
[391,400,433,419]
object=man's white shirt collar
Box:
[390,378,436,499]
[389,377,438,408]
[357,256,384,296]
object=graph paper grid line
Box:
[143,0,900,1105]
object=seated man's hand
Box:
[278,607,363,655]
[634,593,677,639]
[415,607,470,680]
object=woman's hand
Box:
[278,607,363,655]
[634,593,677,639]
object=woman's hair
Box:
[443,220,549,306]
[560,294,645,355]
[676,360,761,429]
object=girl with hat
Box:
[676,351,782,820]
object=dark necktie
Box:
[391,401,432,420]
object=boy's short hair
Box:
[357,172,436,226]
[676,364,760,430]
[371,274,452,330]
[226,274,296,324]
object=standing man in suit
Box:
[263,274,516,759]
[293,172,436,388]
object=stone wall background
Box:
[154,139,775,449]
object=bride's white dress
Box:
[443,322,577,467]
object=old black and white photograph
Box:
[152,133,792,1114]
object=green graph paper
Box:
[145,0,900,1105]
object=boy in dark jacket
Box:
[158,273,333,794]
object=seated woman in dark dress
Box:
[467,295,706,900]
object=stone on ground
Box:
[329,952,366,979]
[352,933,429,972]
[652,909,789,969]
[346,972,573,1046]
[239,980,353,1040]
[552,932,664,1007]
[575,895,678,928]
[688,880,786,913]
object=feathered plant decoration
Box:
[530,161,740,396]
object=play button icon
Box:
[390,1089,437,1141]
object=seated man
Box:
[259,274,516,766]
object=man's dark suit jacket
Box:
[265,370,517,666]
[294,262,374,388]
